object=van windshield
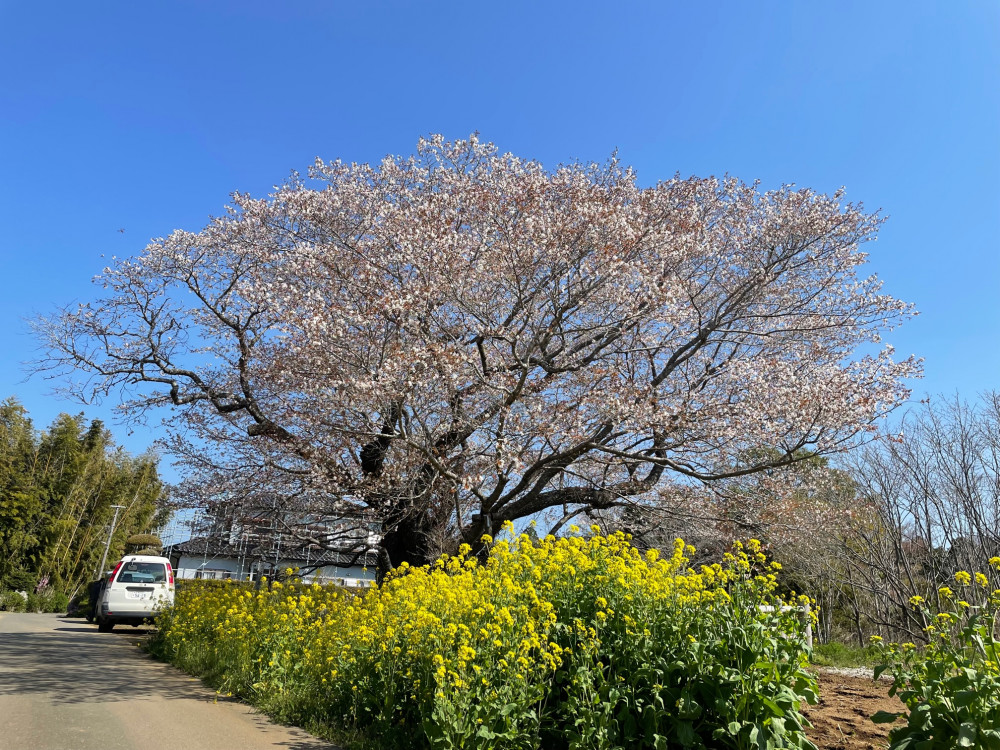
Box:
[116,562,167,584]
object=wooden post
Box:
[802,602,813,649]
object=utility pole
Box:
[164,515,178,562]
[194,509,209,574]
[96,505,126,579]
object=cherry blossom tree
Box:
[34,135,919,572]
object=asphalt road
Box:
[0,612,338,750]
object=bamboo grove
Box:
[0,398,167,600]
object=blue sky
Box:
[1,1,998,475]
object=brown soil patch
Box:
[802,671,906,750]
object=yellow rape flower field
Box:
[150,526,818,750]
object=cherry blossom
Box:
[34,135,920,570]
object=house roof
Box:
[169,535,378,568]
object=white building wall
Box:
[174,553,376,587]
[309,563,376,588]
[175,554,244,581]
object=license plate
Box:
[126,591,149,599]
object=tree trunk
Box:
[377,510,436,582]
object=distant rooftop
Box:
[170,535,378,568]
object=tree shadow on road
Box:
[0,615,340,748]
[0,623,202,705]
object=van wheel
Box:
[97,619,114,633]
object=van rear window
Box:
[116,562,167,584]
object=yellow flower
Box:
[955,571,972,586]
[157,525,808,739]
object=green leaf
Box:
[871,710,902,724]
[759,696,786,717]
[980,730,1000,750]
[676,721,696,747]
[957,722,977,748]
[953,689,978,707]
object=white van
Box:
[96,555,175,632]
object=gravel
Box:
[814,665,891,681]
